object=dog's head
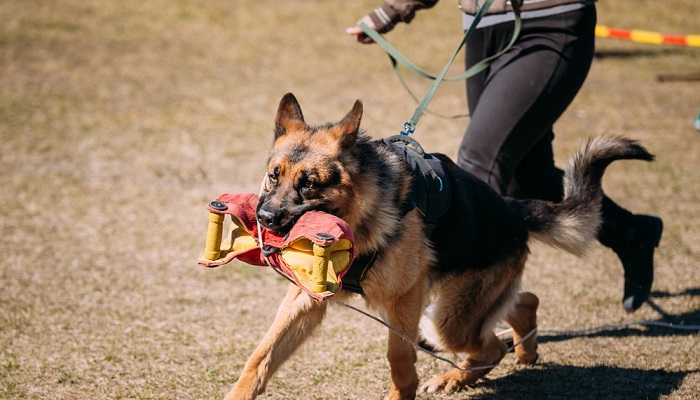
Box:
[257,93,363,234]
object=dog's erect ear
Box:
[275,93,305,138]
[332,99,363,149]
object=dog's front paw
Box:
[383,390,416,400]
[420,373,464,395]
[223,377,266,400]
[383,381,418,400]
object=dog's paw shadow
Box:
[468,363,691,400]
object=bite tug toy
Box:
[197,193,355,300]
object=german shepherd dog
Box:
[224,93,653,400]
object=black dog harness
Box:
[341,135,452,294]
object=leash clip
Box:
[401,122,415,136]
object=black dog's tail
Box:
[512,136,654,256]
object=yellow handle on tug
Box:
[310,242,331,293]
[204,211,225,261]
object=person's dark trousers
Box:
[457,5,662,312]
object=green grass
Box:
[1,0,698,399]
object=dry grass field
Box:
[1,0,699,399]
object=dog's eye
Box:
[268,169,279,185]
[304,179,315,189]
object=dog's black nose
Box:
[257,206,277,229]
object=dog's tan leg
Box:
[382,283,426,400]
[223,285,327,400]
[420,258,525,395]
[421,333,508,394]
[505,291,539,364]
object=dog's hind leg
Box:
[224,285,327,400]
[420,260,523,394]
[421,331,508,394]
[505,291,539,364]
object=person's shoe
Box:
[613,215,663,313]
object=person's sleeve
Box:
[368,0,439,33]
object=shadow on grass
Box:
[537,286,700,343]
[470,363,690,400]
[651,286,700,299]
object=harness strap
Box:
[382,135,450,230]
[341,251,378,295]
[359,0,523,129]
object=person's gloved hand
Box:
[347,4,402,44]
[346,14,378,44]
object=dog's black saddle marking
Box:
[341,135,452,295]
